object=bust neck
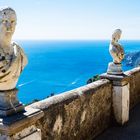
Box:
[111,38,119,45]
[0,35,12,51]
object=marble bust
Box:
[0,7,28,90]
[109,29,124,64]
[107,29,124,74]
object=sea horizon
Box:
[15,39,140,42]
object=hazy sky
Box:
[0,0,140,40]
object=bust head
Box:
[112,29,122,42]
[0,7,17,39]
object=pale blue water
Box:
[17,40,139,104]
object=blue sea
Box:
[17,40,140,104]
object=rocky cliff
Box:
[123,51,140,67]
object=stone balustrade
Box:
[28,67,140,140]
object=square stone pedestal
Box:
[0,89,24,116]
[100,73,130,125]
[0,107,44,140]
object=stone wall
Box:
[29,79,112,140]
[29,67,140,140]
[125,67,140,109]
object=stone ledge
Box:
[125,67,140,75]
[0,107,44,135]
[100,73,130,86]
[29,79,111,110]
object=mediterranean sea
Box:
[17,40,140,104]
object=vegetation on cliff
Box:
[87,75,100,84]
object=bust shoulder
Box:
[11,41,28,66]
[12,41,20,49]
[11,41,22,56]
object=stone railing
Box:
[30,79,112,140]
[125,67,140,108]
[29,67,140,140]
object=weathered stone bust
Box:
[107,29,124,74]
[109,29,124,64]
[0,7,28,90]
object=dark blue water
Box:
[17,40,139,104]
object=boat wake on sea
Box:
[18,80,36,87]
[58,78,80,93]
[71,78,79,85]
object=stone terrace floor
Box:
[95,103,140,140]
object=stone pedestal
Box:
[100,73,130,125]
[107,62,123,75]
[0,89,44,139]
[0,106,44,140]
[0,89,24,116]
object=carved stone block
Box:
[0,89,24,116]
